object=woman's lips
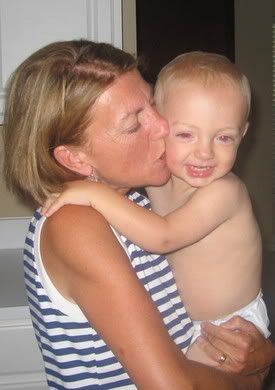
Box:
[159,152,166,161]
[154,151,166,163]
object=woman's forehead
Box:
[96,71,152,115]
[84,71,151,138]
[115,70,150,97]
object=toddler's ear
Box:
[241,122,249,138]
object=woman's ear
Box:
[53,145,92,176]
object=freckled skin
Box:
[82,70,170,190]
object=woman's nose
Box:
[149,110,169,140]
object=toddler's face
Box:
[160,79,248,188]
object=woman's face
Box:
[83,70,170,191]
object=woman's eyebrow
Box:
[121,88,153,121]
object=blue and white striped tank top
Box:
[23,191,194,389]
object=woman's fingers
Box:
[199,317,274,375]
[186,338,219,367]
[196,334,247,373]
[202,319,254,353]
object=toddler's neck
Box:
[146,176,195,216]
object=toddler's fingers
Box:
[45,198,65,217]
[41,193,62,217]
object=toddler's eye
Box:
[217,135,232,143]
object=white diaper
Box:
[191,290,270,344]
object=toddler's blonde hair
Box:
[154,51,251,121]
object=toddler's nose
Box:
[195,140,214,160]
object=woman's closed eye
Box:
[124,119,140,134]
[126,121,142,134]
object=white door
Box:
[0,0,122,122]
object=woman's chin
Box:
[150,170,171,187]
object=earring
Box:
[87,167,99,182]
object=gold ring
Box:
[218,352,227,364]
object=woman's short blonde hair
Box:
[3,40,136,206]
[154,51,251,120]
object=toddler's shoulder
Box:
[198,173,248,203]
[210,172,245,191]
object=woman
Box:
[3,40,274,389]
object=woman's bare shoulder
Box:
[41,205,124,273]
[44,204,109,241]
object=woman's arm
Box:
[41,205,263,389]
[42,177,241,253]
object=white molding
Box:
[0,0,122,121]
[0,306,31,327]
[0,218,31,249]
[0,306,47,389]
[0,372,48,390]
[89,0,122,47]
[0,91,4,124]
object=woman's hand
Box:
[196,316,274,379]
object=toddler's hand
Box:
[41,192,62,217]
[41,180,98,217]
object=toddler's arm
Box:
[42,177,242,253]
